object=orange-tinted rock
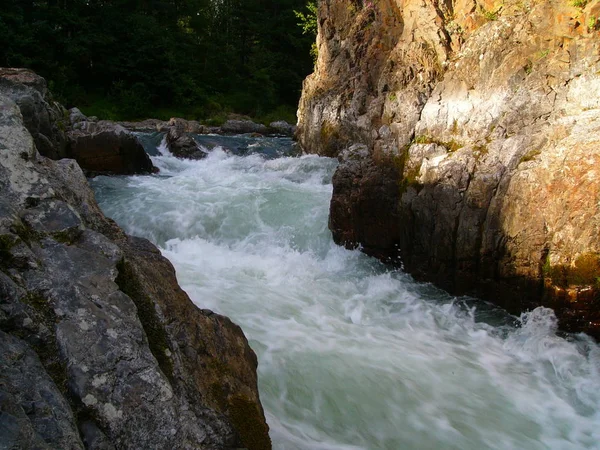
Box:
[298,0,600,338]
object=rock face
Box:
[0,68,68,160]
[0,68,157,176]
[0,94,270,448]
[297,0,600,336]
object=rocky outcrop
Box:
[0,94,270,448]
[67,117,156,175]
[165,118,208,160]
[298,0,600,336]
[0,68,68,160]
[0,69,157,176]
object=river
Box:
[90,134,600,450]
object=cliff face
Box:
[0,84,270,447]
[297,0,600,336]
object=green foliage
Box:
[543,253,600,287]
[571,0,589,7]
[0,0,315,120]
[413,135,463,152]
[537,49,550,59]
[294,1,318,35]
[294,1,318,64]
[481,7,499,21]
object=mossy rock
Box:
[115,258,174,381]
[229,395,271,450]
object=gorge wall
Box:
[0,72,270,449]
[297,0,600,337]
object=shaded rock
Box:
[298,0,600,337]
[67,121,156,176]
[0,331,84,450]
[165,118,207,160]
[268,120,296,136]
[221,120,269,135]
[0,68,68,160]
[0,93,271,448]
[68,107,87,126]
[117,119,168,132]
[0,69,157,176]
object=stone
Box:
[0,68,68,160]
[297,0,600,337]
[67,121,157,175]
[221,120,269,135]
[0,92,271,448]
[268,120,296,136]
[164,118,207,160]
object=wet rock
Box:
[0,68,68,160]
[298,0,600,337]
[0,69,157,176]
[165,118,207,160]
[117,119,168,132]
[67,121,156,175]
[0,93,271,448]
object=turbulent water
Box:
[90,134,600,450]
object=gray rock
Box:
[0,68,68,160]
[221,120,268,135]
[165,118,207,160]
[268,120,296,136]
[0,92,271,448]
[66,121,157,175]
[0,331,84,450]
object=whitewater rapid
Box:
[90,135,600,450]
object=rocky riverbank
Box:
[0,70,271,448]
[297,0,600,337]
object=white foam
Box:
[91,138,600,450]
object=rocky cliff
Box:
[297,0,600,337]
[0,86,270,446]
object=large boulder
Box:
[0,93,271,449]
[67,118,156,175]
[0,68,68,159]
[0,69,158,176]
[298,0,600,337]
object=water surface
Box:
[91,135,600,450]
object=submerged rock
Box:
[297,0,600,337]
[0,93,271,448]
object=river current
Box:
[90,134,600,450]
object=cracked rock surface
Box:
[297,0,600,336]
[0,93,270,448]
